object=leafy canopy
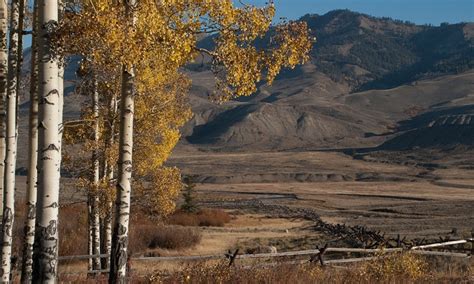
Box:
[58,0,312,215]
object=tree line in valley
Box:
[0,0,312,282]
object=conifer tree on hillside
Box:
[181,176,198,213]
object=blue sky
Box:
[22,0,473,48]
[238,0,474,25]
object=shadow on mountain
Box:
[367,105,474,151]
[186,104,259,144]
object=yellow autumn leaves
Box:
[58,0,312,216]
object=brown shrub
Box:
[129,210,162,254]
[168,209,231,227]
[12,200,88,257]
[166,211,196,226]
[12,200,28,257]
[148,226,201,250]
[58,204,89,256]
[129,210,201,253]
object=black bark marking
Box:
[117,236,129,270]
[1,207,13,237]
[110,226,130,283]
[45,202,58,209]
[39,97,54,105]
[44,89,59,98]
[27,203,36,219]
[33,222,59,281]
[45,220,57,239]
[42,144,59,152]
[118,224,127,235]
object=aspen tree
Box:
[0,0,7,214]
[1,0,25,279]
[61,64,120,273]
[56,2,312,282]
[101,92,117,270]
[109,0,136,278]
[91,78,101,271]
[21,0,39,281]
[32,0,61,281]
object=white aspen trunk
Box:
[87,197,93,272]
[109,0,136,281]
[1,0,24,280]
[103,206,112,270]
[92,196,101,270]
[0,0,8,216]
[57,0,63,161]
[57,68,63,147]
[109,69,135,284]
[102,93,116,270]
[91,79,101,271]
[109,55,135,284]
[20,0,39,281]
[32,0,61,281]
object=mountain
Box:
[184,10,473,151]
[16,10,474,169]
[303,10,473,90]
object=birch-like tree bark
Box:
[102,204,112,269]
[91,78,101,271]
[1,0,24,280]
[87,199,93,271]
[109,1,136,278]
[57,0,64,163]
[109,67,135,284]
[0,0,8,215]
[32,0,61,281]
[102,94,116,270]
[21,0,39,281]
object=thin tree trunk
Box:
[91,78,101,271]
[0,0,8,216]
[57,0,63,163]
[20,0,39,281]
[1,0,24,280]
[32,0,61,281]
[87,197,93,271]
[109,0,136,281]
[103,206,112,269]
[109,59,136,284]
[102,93,116,270]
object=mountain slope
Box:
[185,69,474,150]
[182,10,473,151]
[15,10,474,169]
[301,10,473,90]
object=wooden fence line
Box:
[58,238,473,262]
[59,253,109,261]
[411,239,471,250]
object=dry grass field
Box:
[11,149,474,281]
[169,149,474,239]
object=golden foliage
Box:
[57,0,312,216]
[150,253,431,283]
[358,252,429,281]
[135,167,183,216]
[57,0,312,100]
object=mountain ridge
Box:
[15,9,474,169]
